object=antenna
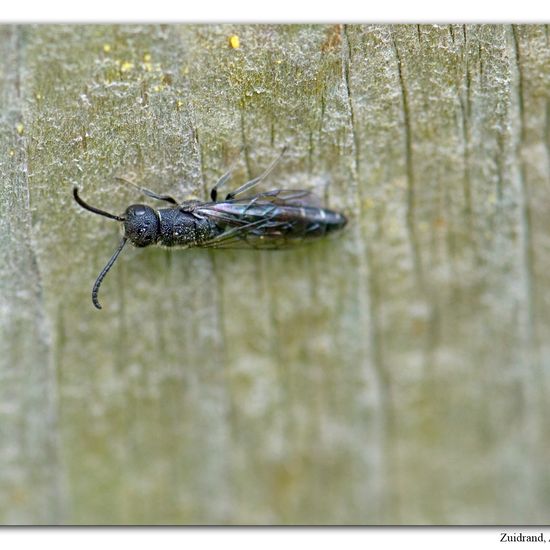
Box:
[73,187,125,222]
[92,237,128,309]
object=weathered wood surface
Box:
[1,24,550,525]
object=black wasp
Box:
[73,149,348,309]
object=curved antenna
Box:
[92,236,128,310]
[73,187,125,222]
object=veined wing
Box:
[192,192,326,249]
[201,225,296,249]
[248,189,323,208]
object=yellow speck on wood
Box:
[143,53,151,62]
[362,197,375,210]
[15,123,24,135]
[103,43,111,53]
[120,61,134,73]
[418,221,430,233]
[229,35,240,49]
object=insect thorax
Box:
[157,207,219,247]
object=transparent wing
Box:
[241,188,322,207]
[193,191,322,249]
[200,226,295,249]
[205,189,321,212]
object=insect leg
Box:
[115,176,178,205]
[200,217,271,248]
[225,146,288,200]
[210,146,246,201]
[210,169,232,202]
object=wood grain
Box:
[1,24,549,524]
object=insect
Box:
[73,149,348,309]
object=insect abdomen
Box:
[219,203,346,238]
[301,207,347,236]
